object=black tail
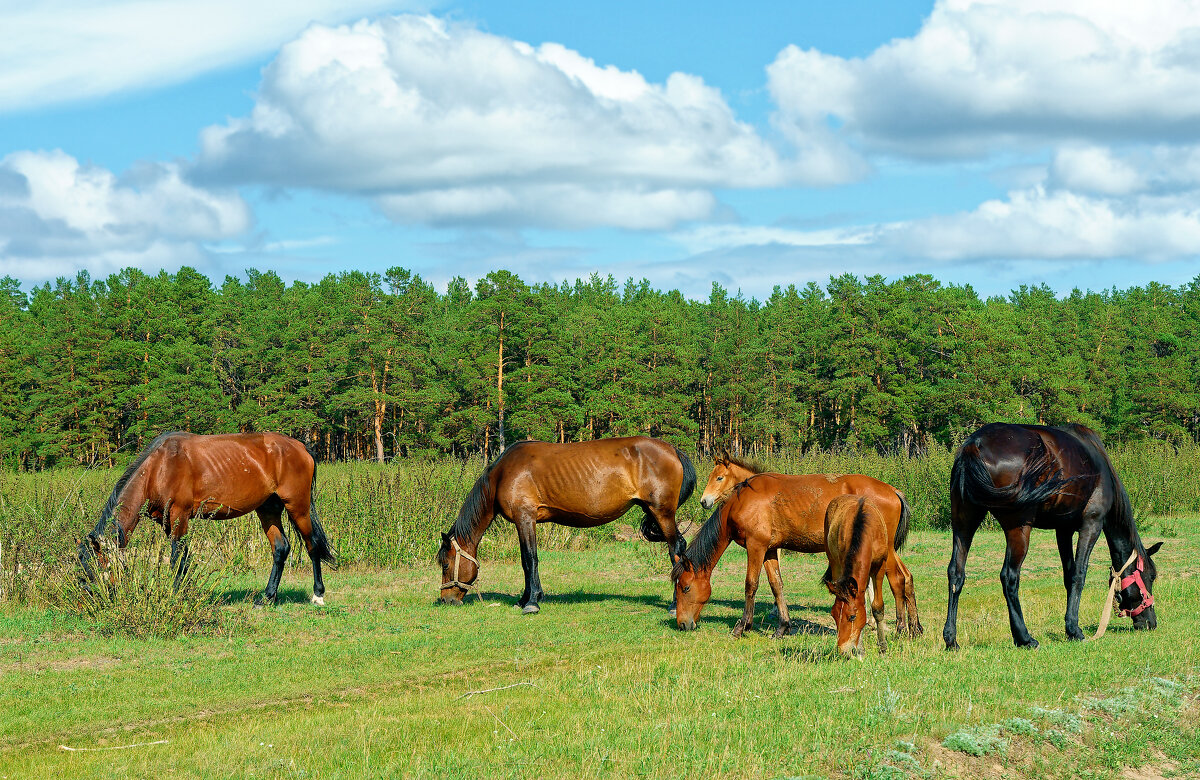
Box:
[642,446,696,543]
[674,446,697,507]
[300,455,338,568]
[894,490,910,551]
[952,438,1074,509]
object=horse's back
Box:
[492,437,683,521]
[824,494,888,570]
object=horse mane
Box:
[92,431,185,540]
[1063,424,1143,555]
[671,503,725,582]
[824,496,869,599]
[438,442,531,566]
[720,451,766,475]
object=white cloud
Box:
[0,0,410,112]
[0,150,250,280]
[193,15,856,229]
[768,0,1200,157]
[1049,146,1144,195]
[676,183,1200,265]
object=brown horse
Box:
[697,449,759,509]
[437,437,695,614]
[78,431,336,605]
[823,495,894,659]
[673,460,920,637]
[945,422,1162,649]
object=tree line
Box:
[2,266,1198,469]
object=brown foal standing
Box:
[823,495,893,659]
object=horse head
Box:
[700,450,740,509]
[437,532,479,605]
[1118,541,1163,631]
[672,557,712,631]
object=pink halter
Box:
[1115,554,1154,618]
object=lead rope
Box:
[1091,549,1140,641]
[449,537,485,604]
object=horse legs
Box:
[515,514,543,614]
[643,504,684,616]
[280,496,325,606]
[896,557,922,636]
[883,554,908,636]
[763,550,792,638]
[872,567,888,654]
[1064,515,1104,641]
[1000,523,1037,648]
[943,497,985,650]
[256,507,290,607]
[732,542,767,638]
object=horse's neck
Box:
[106,473,149,543]
[461,512,496,552]
[1102,516,1141,568]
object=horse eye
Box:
[717,476,724,481]
[682,585,691,594]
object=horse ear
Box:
[716,448,729,464]
[441,531,451,543]
[1146,541,1163,557]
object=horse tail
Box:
[301,455,338,568]
[673,445,697,507]
[893,490,910,552]
[952,437,1072,509]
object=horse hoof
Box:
[945,640,959,651]
[1017,638,1039,650]
[311,595,325,606]
[521,604,540,614]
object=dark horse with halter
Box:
[437,437,695,614]
[78,432,336,605]
[944,422,1162,650]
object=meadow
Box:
[1,446,1198,778]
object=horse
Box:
[78,431,336,606]
[823,495,893,659]
[697,449,759,509]
[672,462,920,638]
[944,422,1162,650]
[437,437,695,614]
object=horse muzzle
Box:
[1133,607,1157,631]
[438,591,464,606]
[699,496,714,510]
[677,617,697,631]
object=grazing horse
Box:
[437,437,695,614]
[823,495,892,659]
[78,431,336,605]
[944,422,1162,650]
[672,465,920,637]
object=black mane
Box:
[91,431,185,541]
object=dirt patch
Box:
[1,655,122,674]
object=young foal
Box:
[673,471,921,638]
[824,495,892,659]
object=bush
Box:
[52,533,232,639]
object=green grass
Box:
[1,512,1197,778]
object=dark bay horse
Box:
[673,467,920,637]
[823,495,893,659]
[437,437,695,614]
[78,432,336,605]
[944,422,1162,650]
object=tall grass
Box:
[3,441,1199,606]
[51,530,231,639]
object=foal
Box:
[823,495,892,659]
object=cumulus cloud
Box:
[768,0,1200,157]
[0,150,250,280]
[193,15,857,229]
[0,0,409,112]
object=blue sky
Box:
[3,0,1200,298]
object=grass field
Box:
[2,510,1198,778]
